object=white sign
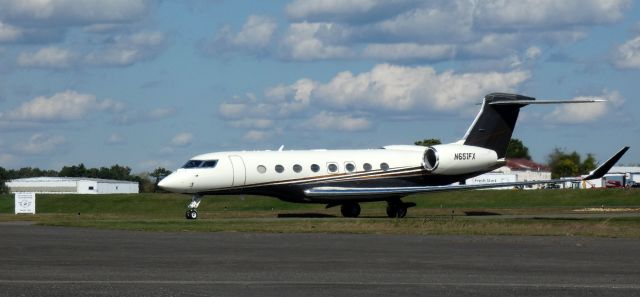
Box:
[15,192,36,214]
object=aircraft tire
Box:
[340,203,361,218]
[186,209,198,220]
[386,203,408,218]
[386,204,399,218]
[397,206,407,218]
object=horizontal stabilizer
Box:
[489,99,605,105]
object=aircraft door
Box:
[229,155,246,187]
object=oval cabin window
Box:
[363,163,372,171]
[293,164,302,173]
[311,164,320,172]
[275,165,285,173]
[257,165,266,174]
[345,163,355,172]
[380,163,389,171]
[328,163,338,173]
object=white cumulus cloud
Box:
[612,36,640,70]
[0,0,151,26]
[85,31,166,66]
[0,21,22,42]
[525,46,542,60]
[302,111,372,132]
[217,63,531,141]
[17,46,75,68]
[311,64,530,112]
[4,90,124,122]
[210,0,629,64]
[147,107,177,120]
[286,0,414,22]
[170,132,193,147]
[473,0,629,30]
[243,130,268,142]
[280,22,353,60]
[363,43,455,62]
[546,90,624,124]
[17,133,66,154]
[201,15,277,56]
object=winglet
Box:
[583,146,630,180]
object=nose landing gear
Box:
[185,194,202,220]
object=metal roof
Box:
[8,177,138,184]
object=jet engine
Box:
[423,144,499,175]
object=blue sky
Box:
[0,0,639,172]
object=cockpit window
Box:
[201,160,218,168]
[182,159,218,169]
[182,160,203,168]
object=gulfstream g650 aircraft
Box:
[159,93,629,220]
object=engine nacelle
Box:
[423,144,499,175]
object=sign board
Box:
[15,192,36,214]
[466,173,517,190]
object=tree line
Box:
[0,164,172,194]
[414,138,598,178]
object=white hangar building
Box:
[6,177,139,194]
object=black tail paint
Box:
[463,93,534,159]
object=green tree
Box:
[0,167,8,194]
[59,163,87,177]
[581,153,598,174]
[547,148,598,178]
[506,138,531,160]
[149,167,172,192]
[414,138,441,146]
[108,164,132,181]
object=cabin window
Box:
[182,160,203,168]
[257,165,266,174]
[201,160,218,168]
[88,186,94,190]
[363,163,372,171]
[328,163,338,173]
[311,164,320,172]
[275,165,285,173]
[293,164,302,173]
[380,162,389,171]
[345,162,355,172]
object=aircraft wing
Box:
[304,146,629,197]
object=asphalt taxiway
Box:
[1,223,639,296]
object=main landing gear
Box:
[340,202,361,218]
[333,199,416,218]
[385,199,416,218]
[185,194,202,220]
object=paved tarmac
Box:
[1,223,639,297]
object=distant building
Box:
[6,177,139,194]
[468,158,552,190]
[577,166,640,189]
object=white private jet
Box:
[159,93,629,220]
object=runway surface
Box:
[1,223,639,297]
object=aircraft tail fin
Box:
[462,93,531,159]
[462,93,604,159]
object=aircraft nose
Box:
[158,173,184,192]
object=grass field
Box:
[1,189,640,237]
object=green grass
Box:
[1,189,640,237]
